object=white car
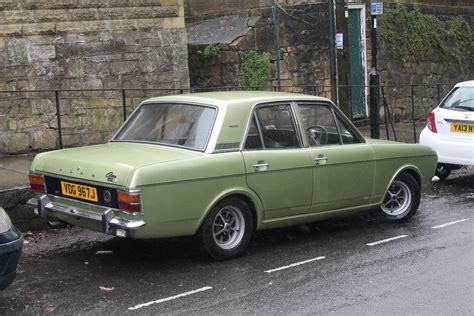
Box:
[419,80,474,180]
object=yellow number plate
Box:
[61,181,98,202]
[450,123,474,134]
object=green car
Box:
[28,92,437,259]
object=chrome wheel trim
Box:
[212,206,245,250]
[381,180,412,216]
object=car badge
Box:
[463,113,470,120]
[103,190,112,203]
[105,172,117,183]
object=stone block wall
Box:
[186,1,332,96]
[0,0,190,154]
[378,1,474,122]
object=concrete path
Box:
[0,154,35,190]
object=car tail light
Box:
[117,190,141,214]
[29,174,45,192]
[427,112,437,133]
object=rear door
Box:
[241,103,313,220]
[296,102,375,212]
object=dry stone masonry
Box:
[0,0,190,154]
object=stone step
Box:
[0,6,180,25]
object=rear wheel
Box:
[200,197,253,260]
[378,173,420,222]
[435,163,452,180]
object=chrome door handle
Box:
[314,156,328,165]
[253,163,269,171]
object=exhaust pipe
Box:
[47,221,69,229]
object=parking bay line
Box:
[366,235,408,247]
[127,286,213,311]
[264,256,326,273]
[432,218,469,229]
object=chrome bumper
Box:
[28,195,145,238]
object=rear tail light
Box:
[117,190,141,214]
[427,112,437,133]
[29,173,45,192]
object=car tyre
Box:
[435,163,452,180]
[200,197,253,260]
[377,173,420,222]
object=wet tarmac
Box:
[1,168,472,314]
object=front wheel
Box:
[378,173,420,222]
[199,197,253,260]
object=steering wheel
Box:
[306,125,328,146]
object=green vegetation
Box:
[379,4,474,64]
[237,51,271,90]
[198,44,219,58]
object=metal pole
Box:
[55,90,63,149]
[411,85,416,143]
[272,4,281,91]
[122,89,127,121]
[369,14,380,139]
[328,0,338,105]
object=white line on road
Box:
[264,256,326,273]
[432,218,469,229]
[128,286,213,311]
[366,235,408,246]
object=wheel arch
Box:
[195,188,264,234]
[378,165,422,205]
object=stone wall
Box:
[377,1,474,121]
[0,0,189,154]
[186,0,332,95]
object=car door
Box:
[241,103,313,220]
[296,102,375,212]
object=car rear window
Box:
[113,103,216,151]
[440,87,474,111]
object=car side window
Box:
[298,103,340,146]
[254,104,300,149]
[244,114,263,150]
[334,113,360,144]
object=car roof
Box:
[141,91,330,109]
[455,80,474,87]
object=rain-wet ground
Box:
[1,168,472,314]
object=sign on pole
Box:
[371,2,384,15]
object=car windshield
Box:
[113,103,216,151]
[440,87,474,111]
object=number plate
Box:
[450,123,474,134]
[61,181,98,202]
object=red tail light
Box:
[117,191,141,214]
[29,174,45,192]
[427,112,437,133]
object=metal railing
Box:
[0,83,454,153]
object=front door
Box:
[297,102,375,212]
[348,8,366,119]
[241,103,313,220]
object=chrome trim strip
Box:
[444,118,474,124]
[38,172,124,190]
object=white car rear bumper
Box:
[419,127,474,166]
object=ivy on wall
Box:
[237,51,271,90]
[379,4,474,64]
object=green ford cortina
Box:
[29,92,437,259]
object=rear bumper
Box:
[0,227,23,291]
[28,195,145,238]
[419,128,474,166]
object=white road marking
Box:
[432,218,469,229]
[264,256,326,273]
[366,234,408,246]
[127,286,213,311]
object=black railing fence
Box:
[0,83,454,154]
